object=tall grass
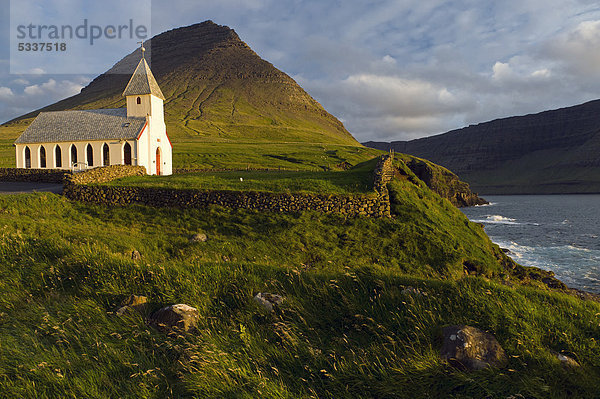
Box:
[0,189,598,398]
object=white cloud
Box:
[340,74,472,117]
[0,78,89,122]
[28,68,46,75]
[382,55,396,65]
[24,79,84,97]
[0,87,14,100]
[542,19,600,77]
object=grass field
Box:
[0,121,381,171]
[0,125,21,167]
[0,168,599,397]
[172,141,381,171]
[106,158,377,194]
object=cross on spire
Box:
[138,41,146,58]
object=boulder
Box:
[253,293,284,312]
[131,250,141,260]
[116,294,148,316]
[441,325,507,370]
[190,233,208,243]
[554,351,580,367]
[149,304,199,332]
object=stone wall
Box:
[61,156,395,218]
[63,185,389,217]
[372,154,394,217]
[0,168,70,183]
[66,165,147,185]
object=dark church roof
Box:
[14,109,146,144]
[122,57,165,100]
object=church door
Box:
[156,148,161,175]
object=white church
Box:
[14,49,172,176]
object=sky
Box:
[2,0,600,142]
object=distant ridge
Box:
[365,99,600,194]
[6,21,358,146]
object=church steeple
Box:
[123,47,165,118]
[122,57,165,100]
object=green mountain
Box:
[365,100,600,194]
[3,21,365,170]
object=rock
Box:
[149,304,199,332]
[131,250,141,260]
[253,293,284,312]
[554,351,580,367]
[116,294,148,316]
[401,286,425,296]
[190,233,208,243]
[441,325,507,370]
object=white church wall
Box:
[137,129,150,174]
[126,95,152,118]
[150,96,164,124]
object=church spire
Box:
[122,46,165,100]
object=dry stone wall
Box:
[372,154,394,217]
[63,185,388,216]
[66,165,147,185]
[0,168,70,183]
[62,157,395,218]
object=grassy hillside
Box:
[1,167,599,397]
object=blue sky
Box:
[3,0,600,141]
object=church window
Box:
[71,144,78,165]
[136,97,141,104]
[103,143,110,166]
[123,142,132,165]
[40,146,47,168]
[55,145,62,168]
[24,146,31,168]
[86,144,94,167]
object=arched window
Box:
[123,142,132,165]
[24,146,31,168]
[103,143,110,166]
[39,146,46,168]
[136,96,141,105]
[55,145,62,168]
[86,144,94,167]
[71,144,78,166]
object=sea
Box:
[461,195,600,294]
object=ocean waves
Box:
[461,195,600,293]
[492,238,600,293]
[471,214,539,226]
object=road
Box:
[0,182,63,195]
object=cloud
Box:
[0,87,14,100]
[542,19,600,78]
[299,73,475,140]
[23,78,84,98]
[0,77,88,122]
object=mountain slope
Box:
[5,21,358,150]
[365,100,600,194]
